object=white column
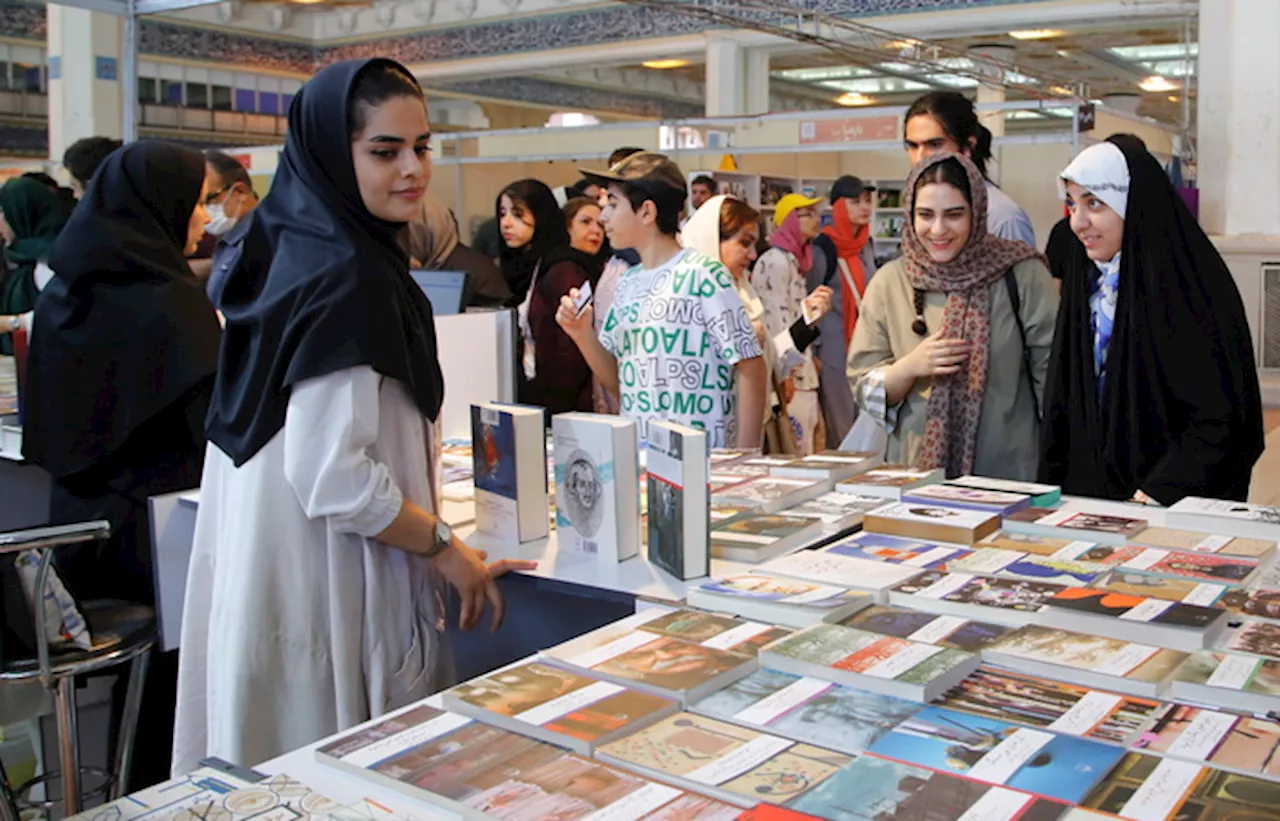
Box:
[704,35,743,117]
[1198,0,1280,236]
[744,48,770,116]
[969,44,1013,184]
[47,6,124,160]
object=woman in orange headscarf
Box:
[810,176,877,445]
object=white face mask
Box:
[205,202,237,237]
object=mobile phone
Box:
[572,281,594,316]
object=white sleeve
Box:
[283,366,405,537]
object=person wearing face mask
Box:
[192,151,259,283]
[1040,136,1262,505]
[750,193,834,455]
[848,153,1057,479]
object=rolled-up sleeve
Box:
[283,366,404,537]
[854,367,901,431]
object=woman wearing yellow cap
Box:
[750,193,834,454]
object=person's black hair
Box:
[22,171,58,190]
[905,91,991,178]
[62,136,123,188]
[614,180,684,236]
[911,156,972,205]
[608,146,644,167]
[204,150,253,192]
[691,174,716,191]
[348,61,425,139]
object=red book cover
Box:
[736,805,824,821]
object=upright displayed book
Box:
[595,712,851,808]
[1036,588,1229,652]
[948,547,1111,587]
[688,668,920,756]
[1003,507,1149,545]
[1078,752,1280,821]
[865,705,1126,804]
[863,502,999,544]
[1169,649,1280,714]
[823,532,972,570]
[470,402,549,543]
[776,492,886,532]
[646,421,709,580]
[887,571,1064,626]
[834,466,944,499]
[1132,703,1280,778]
[1166,497,1280,541]
[686,574,874,628]
[758,623,980,702]
[767,450,882,482]
[946,475,1062,507]
[441,661,680,755]
[712,477,830,514]
[1132,526,1276,560]
[985,625,1189,698]
[553,412,641,563]
[901,484,1033,516]
[761,549,925,599]
[709,514,823,563]
[840,605,1015,651]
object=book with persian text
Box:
[687,574,873,628]
[887,571,1063,626]
[984,625,1188,698]
[840,604,1014,652]
[834,466,944,500]
[863,502,999,545]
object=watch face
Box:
[436,521,451,544]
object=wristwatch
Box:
[424,517,452,559]
[7,316,18,332]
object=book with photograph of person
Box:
[887,571,1064,627]
[758,622,980,702]
[688,668,920,756]
[767,450,884,483]
[948,547,1111,587]
[470,402,549,544]
[646,420,709,581]
[711,476,830,514]
[984,625,1189,699]
[822,531,972,570]
[863,502,1000,545]
[1167,497,1280,541]
[863,705,1126,804]
[1132,526,1276,560]
[938,668,1164,746]
[839,605,1015,652]
[1131,703,1280,780]
[1117,547,1260,585]
[686,574,874,628]
[775,491,887,533]
[709,514,824,563]
[1036,588,1230,653]
[553,412,641,563]
[761,546,926,599]
[595,712,851,809]
[945,475,1062,507]
[901,484,1033,516]
[834,466,944,500]
[1002,506,1149,546]
[1078,751,1280,821]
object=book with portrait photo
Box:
[646,420,709,581]
[552,412,640,563]
[863,502,999,545]
[834,466,944,500]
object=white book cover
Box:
[471,403,549,543]
[762,549,924,595]
[870,502,1000,530]
[646,421,709,581]
[553,413,640,563]
[1167,497,1280,540]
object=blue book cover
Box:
[471,405,517,501]
[826,532,971,569]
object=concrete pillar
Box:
[969,44,1013,185]
[47,6,124,161]
[744,48,770,116]
[705,35,743,117]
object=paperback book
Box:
[1132,526,1276,559]
[767,450,883,482]
[442,661,680,755]
[1096,573,1230,608]
[1166,497,1280,541]
[1037,588,1229,652]
[686,574,874,628]
[757,622,980,702]
[840,604,1015,651]
[977,531,1100,557]
[776,492,886,533]
[471,402,549,543]
[687,668,919,756]
[553,412,641,563]
[901,484,1033,516]
[709,514,824,563]
[1131,703,1280,778]
[1117,548,1259,585]
[863,502,1000,545]
[712,477,830,514]
[887,571,1064,626]
[1170,649,1280,715]
[159,775,347,821]
[646,421,710,581]
[823,532,972,570]
[1003,507,1149,546]
[761,549,925,599]
[946,475,1062,507]
[595,712,851,808]
[1079,752,1280,821]
[1221,588,1280,621]
[984,625,1189,698]
[549,609,791,661]
[948,547,1111,587]
[1221,618,1280,660]
[710,500,764,526]
[865,705,1126,804]
[834,466,944,500]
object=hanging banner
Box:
[799,115,900,145]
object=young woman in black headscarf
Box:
[501,179,594,415]
[21,139,220,788]
[174,58,532,774]
[1040,134,1263,504]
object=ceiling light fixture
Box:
[1008,29,1066,40]
[642,59,690,70]
[1139,75,1179,92]
[835,92,876,107]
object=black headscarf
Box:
[22,140,221,480]
[497,179,570,300]
[206,58,444,466]
[1039,135,1263,504]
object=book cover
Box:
[902,484,1032,515]
[694,575,867,610]
[939,668,1163,745]
[947,475,1062,506]
[977,531,1094,556]
[1168,497,1280,535]
[471,403,549,543]
[1046,589,1223,629]
[689,669,919,756]
[592,636,755,694]
[647,421,709,581]
[1174,651,1280,696]
[735,805,824,821]
[763,623,976,689]
[162,775,344,821]
[892,571,1064,613]
[949,548,1110,587]
[1133,703,1280,777]
[1097,573,1228,607]
[824,532,972,569]
[1134,527,1275,559]
[713,477,828,513]
[1221,588,1280,621]
[863,502,999,544]
[1139,550,1259,584]
[840,605,1014,651]
[835,466,944,499]
[640,610,792,656]
[1080,752,1280,821]
[1027,509,1149,541]
[988,626,1187,684]
[762,549,925,592]
[646,794,744,820]
[710,514,823,562]
[710,500,762,525]
[316,704,457,765]
[553,413,640,562]
[778,492,885,527]
[866,705,1125,804]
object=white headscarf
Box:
[1059,141,1131,218]
[680,194,726,260]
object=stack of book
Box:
[887,570,1065,626]
[863,502,1000,545]
[761,547,926,600]
[711,476,830,514]
[840,604,1015,651]
[686,574,874,628]
[1035,588,1230,652]
[834,466,944,499]
[708,514,824,563]
[766,450,883,482]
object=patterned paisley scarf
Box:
[902,152,1045,477]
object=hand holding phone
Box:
[572,281,594,316]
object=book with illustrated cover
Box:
[1037,542,1145,567]
[553,413,641,563]
[1132,703,1280,779]
[1133,526,1276,559]
[1079,751,1280,821]
[939,668,1164,745]
[1003,507,1149,546]
[471,402,549,544]
[712,477,830,514]
[949,547,1111,587]
[1037,588,1230,652]
[1096,573,1229,607]
[1167,497,1280,541]
[596,713,850,808]
[839,605,1014,651]
[710,450,752,464]
[441,661,679,755]
[758,622,980,702]
[1221,618,1280,660]
[710,475,760,495]
[767,450,883,482]
[863,502,999,545]
[644,794,744,820]
[68,762,263,821]
[865,705,1126,804]
[887,571,1064,626]
[546,609,787,662]
[1221,587,1280,621]
[160,775,347,821]
[686,574,873,629]
[977,530,1099,557]
[834,466,944,500]
[647,421,710,581]
[902,484,1033,516]
[1250,562,1280,592]
[734,806,824,821]
[946,475,1062,507]
[985,625,1189,698]
[688,668,919,756]
[788,754,1071,821]
[761,548,925,599]
[710,500,763,526]
[776,492,886,533]
[1120,548,1260,585]
[712,463,776,479]
[823,532,972,570]
[709,514,824,563]
[1170,650,1280,715]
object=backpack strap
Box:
[1004,268,1041,423]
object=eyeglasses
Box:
[203,184,237,205]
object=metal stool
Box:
[0,521,155,819]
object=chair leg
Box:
[54,676,82,816]
[110,649,151,800]
[0,756,19,821]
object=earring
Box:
[911,289,927,336]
